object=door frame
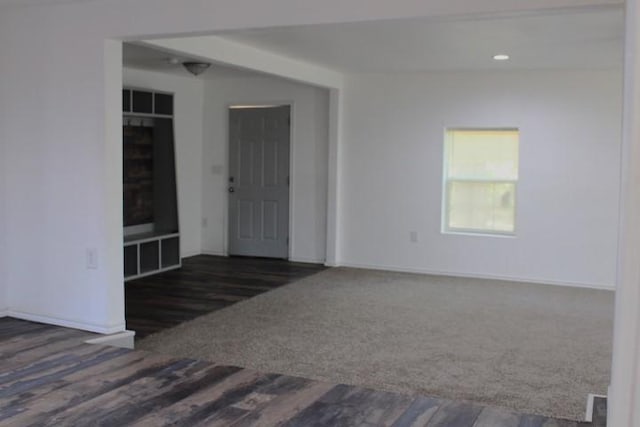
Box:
[223,101,295,260]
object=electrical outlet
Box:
[409,231,419,243]
[86,248,98,270]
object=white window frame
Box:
[442,128,519,237]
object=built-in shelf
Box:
[123,87,180,281]
[123,88,174,116]
[124,233,181,281]
[124,230,179,243]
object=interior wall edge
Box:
[608,0,640,424]
[339,261,616,291]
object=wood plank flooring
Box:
[125,255,326,338]
[0,318,606,427]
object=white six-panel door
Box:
[228,106,290,258]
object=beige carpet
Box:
[137,267,614,420]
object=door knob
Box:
[228,187,235,193]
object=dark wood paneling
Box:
[125,255,326,338]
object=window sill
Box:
[442,230,516,238]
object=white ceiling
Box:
[123,43,268,79]
[124,7,624,77]
[218,8,624,72]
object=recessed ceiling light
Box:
[493,54,510,61]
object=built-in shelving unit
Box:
[123,88,181,281]
[124,232,180,279]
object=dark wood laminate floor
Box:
[590,397,607,427]
[125,255,326,338]
[0,318,606,427]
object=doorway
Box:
[227,105,291,258]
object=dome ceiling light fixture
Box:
[183,61,211,76]
[493,54,510,61]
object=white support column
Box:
[609,0,640,425]
[325,88,343,266]
[103,39,126,331]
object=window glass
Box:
[444,129,519,234]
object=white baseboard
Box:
[201,249,227,257]
[85,330,136,349]
[199,250,323,264]
[7,311,126,334]
[181,250,202,258]
[289,256,325,264]
[339,261,615,291]
[585,393,607,422]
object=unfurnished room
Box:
[1,1,640,426]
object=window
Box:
[443,128,519,235]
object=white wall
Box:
[0,0,622,333]
[123,67,205,258]
[202,76,329,263]
[340,69,622,288]
[1,1,637,424]
[0,15,122,332]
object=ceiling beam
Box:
[139,36,344,89]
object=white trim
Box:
[229,104,283,109]
[442,230,516,239]
[85,330,136,349]
[201,249,227,257]
[326,88,342,266]
[610,0,640,424]
[125,264,181,282]
[7,311,126,334]
[181,250,202,258]
[288,102,295,261]
[225,103,294,261]
[586,394,608,423]
[104,39,126,338]
[124,223,154,237]
[124,232,180,246]
[289,256,325,265]
[441,128,520,236]
[339,261,615,291]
